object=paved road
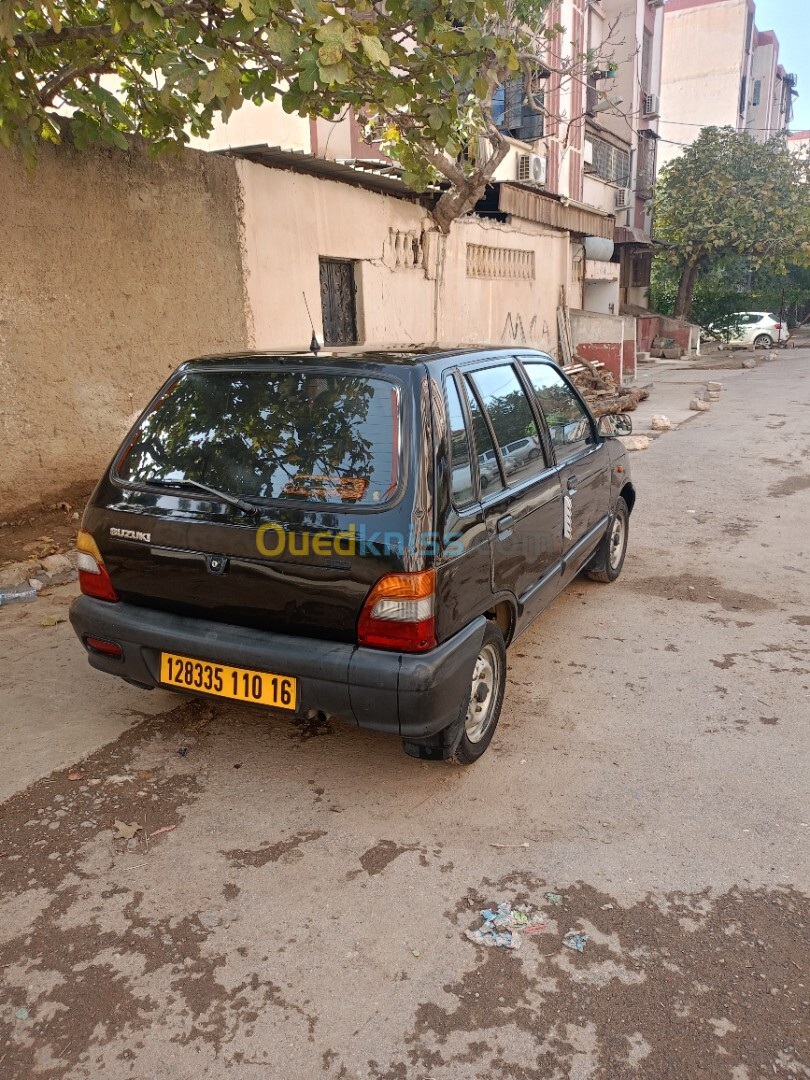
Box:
[1,352,808,1079]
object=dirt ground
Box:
[1,353,808,1079]
[0,484,91,570]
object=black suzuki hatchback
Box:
[70,347,635,763]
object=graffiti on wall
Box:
[500,312,554,351]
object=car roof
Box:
[183,346,556,371]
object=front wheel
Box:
[587,497,629,583]
[754,334,772,350]
[452,622,507,764]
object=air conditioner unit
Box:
[615,187,633,210]
[517,153,547,186]
[642,93,661,118]
[583,139,595,165]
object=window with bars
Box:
[591,137,631,186]
[493,76,545,142]
[631,253,652,289]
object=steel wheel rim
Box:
[609,515,625,570]
[465,643,500,743]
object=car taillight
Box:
[774,323,782,330]
[85,636,123,658]
[357,570,436,652]
[77,530,120,602]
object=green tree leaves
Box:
[654,128,810,318]
[0,0,555,224]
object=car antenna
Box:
[302,292,320,355]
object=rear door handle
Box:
[496,514,514,538]
[567,475,578,494]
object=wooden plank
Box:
[557,307,572,367]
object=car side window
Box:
[523,363,595,464]
[462,381,506,496]
[444,377,475,507]
[467,365,547,486]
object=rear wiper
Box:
[143,477,258,518]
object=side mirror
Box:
[597,413,633,437]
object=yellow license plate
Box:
[160,652,297,710]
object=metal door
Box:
[319,258,358,345]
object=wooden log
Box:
[585,387,650,417]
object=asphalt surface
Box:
[1,351,808,1079]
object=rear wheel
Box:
[754,334,773,350]
[587,497,629,583]
[452,622,507,765]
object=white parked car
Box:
[499,435,543,474]
[705,311,783,350]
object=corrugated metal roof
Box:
[614,226,653,246]
[220,144,426,198]
[498,183,615,239]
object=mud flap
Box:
[401,703,466,761]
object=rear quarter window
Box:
[117,369,402,507]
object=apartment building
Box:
[658,0,798,171]
[432,0,665,313]
[788,131,810,159]
[583,0,665,309]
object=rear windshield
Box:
[117,370,401,507]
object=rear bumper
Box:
[69,596,486,740]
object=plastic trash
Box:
[465,901,544,950]
[562,929,589,953]
[0,584,38,606]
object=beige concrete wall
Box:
[746,40,778,139]
[441,218,565,355]
[0,139,250,517]
[239,161,436,348]
[658,0,748,170]
[238,159,567,357]
[583,175,616,215]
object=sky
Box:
[754,0,810,129]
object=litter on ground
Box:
[465,902,545,950]
[562,929,589,952]
[113,819,143,840]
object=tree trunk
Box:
[431,179,488,234]
[674,258,700,320]
[428,134,511,234]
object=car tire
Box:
[452,622,507,765]
[754,334,772,350]
[587,496,629,583]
